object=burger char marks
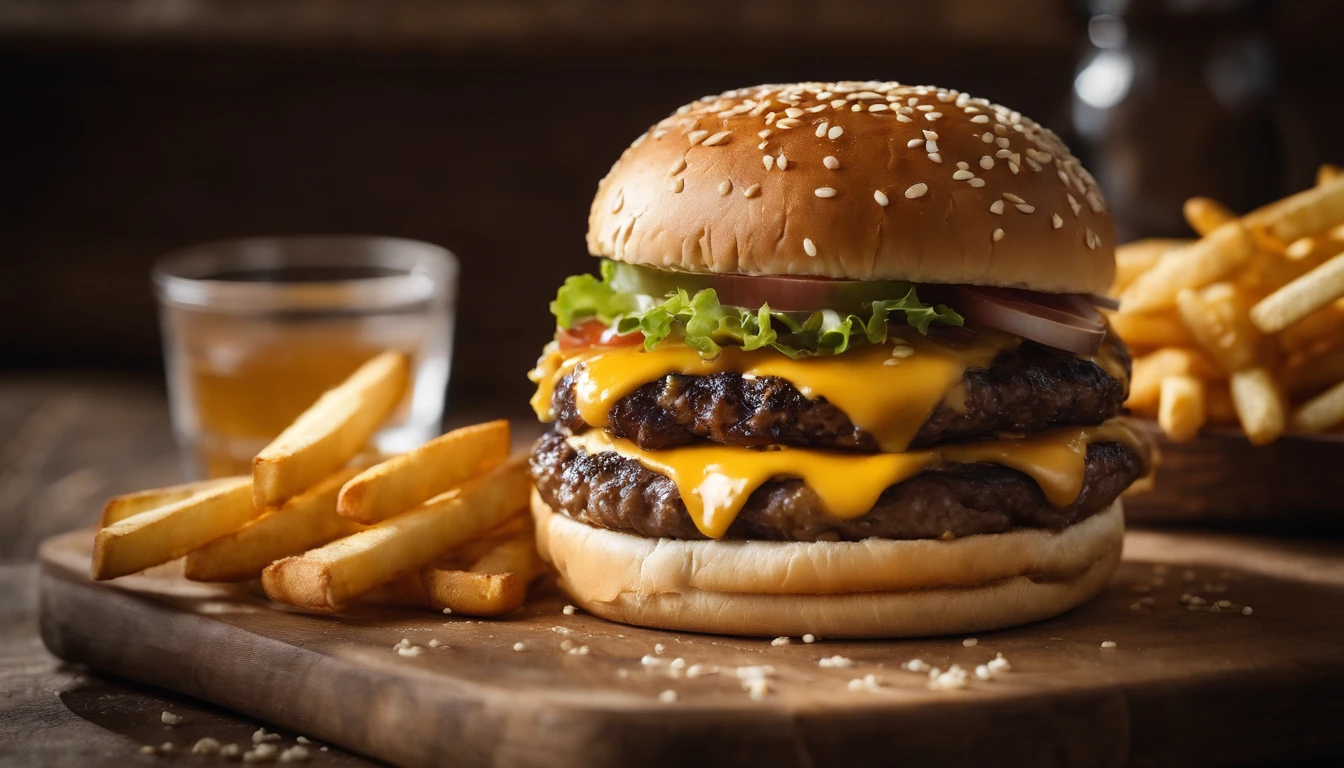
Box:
[529,429,1145,542]
[552,338,1130,451]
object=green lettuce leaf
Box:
[550,261,962,359]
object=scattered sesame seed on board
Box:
[905,183,928,199]
[874,190,889,207]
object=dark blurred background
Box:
[1,0,1341,409]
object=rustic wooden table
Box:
[4,373,1343,767]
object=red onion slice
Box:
[928,285,1107,355]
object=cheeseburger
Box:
[528,81,1151,638]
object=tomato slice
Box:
[557,320,643,351]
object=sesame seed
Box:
[744,183,761,198]
[784,107,804,119]
[982,132,994,143]
[823,155,840,170]
[925,112,942,120]
[896,114,913,123]
[1052,213,1063,229]
[701,130,732,147]
[990,200,1005,214]
[997,137,1011,148]
[925,140,939,153]
[953,170,975,181]
[819,655,855,668]
[905,183,928,199]
[916,104,933,111]
[687,130,709,146]
[562,604,576,615]
[907,139,923,149]
[868,103,888,112]
[980,156,994,170]
[802,634,817,643]
[776,118,801,129]
[659,690,678,703]
[815,122,829,138]
[971,115,990,123]
[1015,203,1035,213]
[560,639,574,651]
[957,161,969,170]
[1009,162,1020,174]
[757,142,767,150]
[923,130,939,141]
[803,238,817,257]
[828,125,844,140]
[963,638,978,647]
[763,155,774,171]
[669,178,684,193]
[757,129,772,139]
[993,228,1005,242]
[653,129,668,139]
[873,190,890,207]
[850,104,862,112]
[1003,192,1025,203]
[831,99,847,109]
[807,104,828,113]
[928,153,943,163]
[1101,640,1117,649]
[814,187,837,198]
[668,157,686,176]
[968,178,985,187]
[442,607,452,615]
[718,180,733,196]
[771,637,791,646]
[655,643,666,654]
[1242,606,1254,616]
[995,149,1012,159]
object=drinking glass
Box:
[153,236,456,478]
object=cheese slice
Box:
[566,420,1148,539]
[533,329,1019,452]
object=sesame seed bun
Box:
[587,81,1115,295]
[531,489,1124,639]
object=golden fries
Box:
[1263,177,1344,244]
[1229,368,1286,446]
[1120,221,1255,313]
[1128,347,1219,414]
[1184,197,1236,236]
[1175,283,1261,374]
[422,526,543,617]
[261,457,529,611]
[1107,310,1195,349]
[100,477,241,527]
[1158,374,1206,443]
[92,478,257,580]
[1291,380,1344,434]
[338,420,510,524]
[252,351,410,509]
[184,468,363,582]
[1283,342,1344,400]
[1250,253,1344,334]
[1114,239,1189,293]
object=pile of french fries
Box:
[1112,164,1344,445]
[92,351,541,617]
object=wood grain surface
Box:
[39,526,1344,768]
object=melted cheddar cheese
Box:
[531,329,1019,452]
[567,420,1148,538]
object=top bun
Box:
[587,82,1115,294]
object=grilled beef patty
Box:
[552,337,1129,451]
[530,428,1146,542]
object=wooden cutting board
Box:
[38,527,1344,768]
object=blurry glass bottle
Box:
[1072,0,1283,241]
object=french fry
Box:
[1158,374,1206,442]
[261,457,529,611]
[422,527,544,617]
[338,420,511,524]
[1319,163,1343,187]
[1107,310,1196,349]
[1276,299,1344,354]
[1128,347,1220,412]
[1120,220,1256,313]
[1175,283,1261,374]
[1263,177,1344,243]
[252,351,410,509]
[1113,239,1188,293]
[360,514,530,609]
[1250,252,1344,334]
[1283,342,1344,400]
[1230,367,1286,446]
[1183,197,1236,236]
[100,477,241,527]
[184,468,363,582]
[1292,380,1344,433]
[91,477,257,580]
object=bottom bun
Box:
[531,489,1124,638]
